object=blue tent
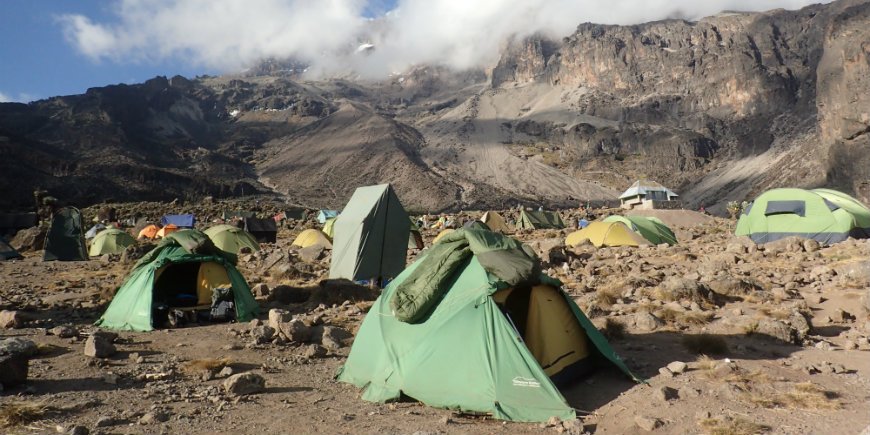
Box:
[317,210,339,224]
[161,214,196,228]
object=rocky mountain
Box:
[0,0,868,212]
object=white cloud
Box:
[60,0,833,78]
[0,91,36,103]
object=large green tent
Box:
[516,210,565,230]
[603,215,677,245]
[735,188,870,244]
[337,229,636,422]
[96,230,258,331]
[89,228,137,256]
[43,207,88,261]
[329,184,410,283]
[204,224,260,255]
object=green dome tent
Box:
[96,230,258,331]
[204,224,260,255]
[735,188,870,244]
[603,215,678,245]
[337,229,637,422]
[88,228,136,256]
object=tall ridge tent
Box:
[89,228,136,256]
[160,214,196,228]
[292,229,333,249]
[329,184,410,282]
[337,229,637,422]
[43,207,88,261]
[481,211,513,233]
[602,215,678,245]
[204,225,260,255]
[96,230,258,331]
[317,210,339,224]
[735,188,870,244]
[566,221,650,247]
[1,239,22,260]
[517,210,566,230]
[244,217,278,243]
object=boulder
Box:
[755,320,797,344]
[302,343,328,359]
[223,372,266,396]
[268,308,291,330]
[634,312,664,332]
[11,226,45,251]
[298,244,325,263]
[278,319,312,343]
[320,326,353,350]
[666,361,688,374]
[0,310,24,329]
[252,283,270,298]
[50,325,79,338]
[84,331,117,358]
[0,338,37,386]
[635,416,662,431]
[250,325,275,344]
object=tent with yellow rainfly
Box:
[565,221,650,247]
[292,229,333,249]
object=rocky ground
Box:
[1,206,869,435]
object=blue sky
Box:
[0,0,396,102]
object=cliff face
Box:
[489,0,870,206]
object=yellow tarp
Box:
[565,221,649,247]
[292,229,333,249]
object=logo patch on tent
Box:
[511,376,541,388]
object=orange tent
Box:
[137,224,160,239]
[156,224,179,238]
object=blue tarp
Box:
[160,214,196,228]
[317,210,339,224]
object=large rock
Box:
[657,277,721,305]
[84,331,117,358]
[11,226,45,251]
[0,338,37,387]
[320,326,353,350]
[763,236,805,254]
[268,308,291,330]
[634,312,664,332]
[755,319,798,344]
[298,244,326,263]
[223,372,266,396]
[834,261,870,288]
[0,310,24,329]
[278,319,312,343]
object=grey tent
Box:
[0,239,22,260]
[329,184,410,283]
[43,207,88,261]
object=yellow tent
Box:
[292,229,333,249]
[565,221,649,247]
[481,211,513,233]
[432,228,455,244]
[323,217,336,239]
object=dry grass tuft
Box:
[595,285,623,307]
[756,307,791,320]
[698,416,770,435]
[680,311,715,326]
[601,318,626,340]
[0,401,50,428]
[695,355,718,371]
[782,383,841,410]
[747,382,840,410]
[181,358,232,374]
[682,334,729,355]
